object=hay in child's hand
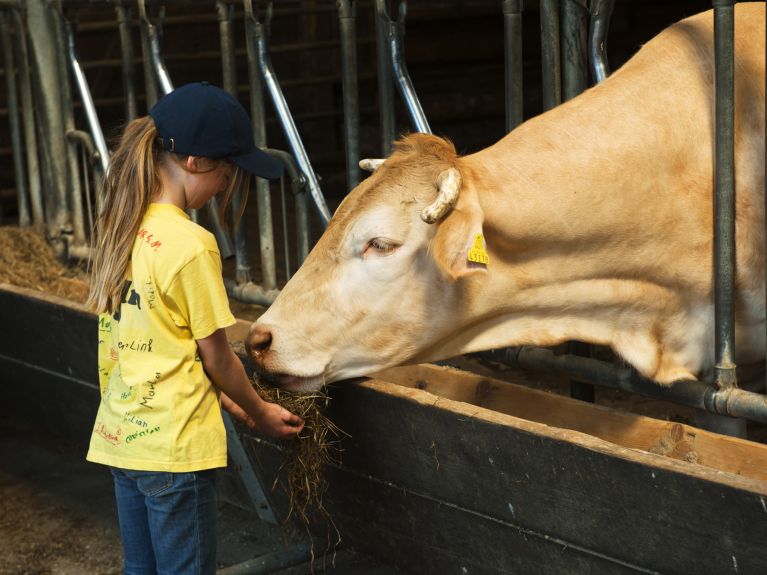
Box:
[251,375,347,559]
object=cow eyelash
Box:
[366,238,399,255]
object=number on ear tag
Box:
[467,233,489,265]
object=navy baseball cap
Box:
[149,82,283,180]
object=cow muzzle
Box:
[245,323,326,393]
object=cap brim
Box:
[230,147,284,181]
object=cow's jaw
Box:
[276,374,326,393]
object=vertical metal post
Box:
[12,8,43,232]
[389,2,431,134]
[502,0,523,132]
[588,0,613,84]
[52,6,85,248]
[540,0,561,111]
[214,0,239,268]
[561,0,588,102]
[338,0,361,191]
[374,0,395,155]
[115,2,138,122]
[0,10,29,227]
[712,0,737,390]
[244,0,277,291]
[26,0,70,244]
[138,0,158,109]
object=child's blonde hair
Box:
[87,116,247,314]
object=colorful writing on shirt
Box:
[94,422,122,445]
[137,228,162,251]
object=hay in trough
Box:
[0,227,88,302]
[251,376,346,557]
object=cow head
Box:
[246,133,489,392]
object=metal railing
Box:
[0,0,764,431]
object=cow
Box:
[247,4,766,393]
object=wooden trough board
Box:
[3,285,767,575]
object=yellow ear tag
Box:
[467,233,489,265]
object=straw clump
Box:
[251,376,346,543]
[0,227,88,302]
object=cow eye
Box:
[365,238,399,256]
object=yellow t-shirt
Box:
[86,203,236,472]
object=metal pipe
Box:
[0,10,29,227]
[253,3,331,226]
[539,0,561,111]
[215,0,244,276]
[137,1,157,108]
[561,0,588,102]
[66,20,109,175]
[389,1,431,134]
[53,7,86,247]
[12,8,43,231]
[215,545,312,575]
[224,277,280,306]
[264,148,310,266]
[374,0,395,155]
[502,0,523,132]
[712,0,737,389]
[115,2,137,121]
[139,0,174,105]
[588,0,613,84]
[244,0,277,291]
[338,0,361,191]
[479,347,767,424]
[66,129,97,235]
[27,0,71,242]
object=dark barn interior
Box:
[0,0,713,221]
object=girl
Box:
[86,82,304,575]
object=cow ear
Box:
[429,177,488,280]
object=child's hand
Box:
[254,400,305,439]
[220,392,256,429]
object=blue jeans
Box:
[111,467,218,575]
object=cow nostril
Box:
[247,325,273,358]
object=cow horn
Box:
[421,167,461,224]
[359,158,385,172]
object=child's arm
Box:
[196,328,304,439]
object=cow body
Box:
[248,4,766,392]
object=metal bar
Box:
[67,129,96,236]
[115,2,138,121]
[588,0,613,84]
[479,347,767,424]
[502,0,523,132]
[0,10,29,227]
[215,544,312,575]
[216,0,245,276]
[53,6,86,248]
[65,20,109,174]
[244,0,277,291]
[265,147,310,269]
[12,8,43,231]
[374,0,395,155]
[539,0,561,111]
[338,0,361,191]
[279,175,291,279]
[561,0,588,102]
[712,0,737,389]
[221,412,279,524]
[27,0,71,243]
[137,2,157,108]
[254,3,331,226]
[389,1,431,134]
